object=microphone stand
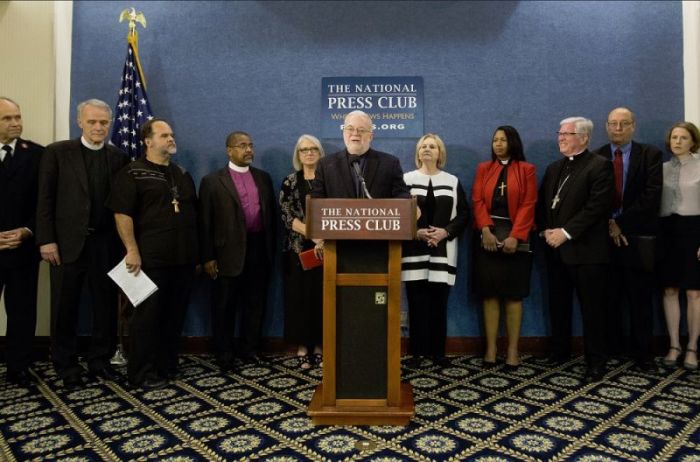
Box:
[352,161,373,199]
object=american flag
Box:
[111,38,153,159]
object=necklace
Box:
[167,166,180,213]
[552,168,571,210]
[303,175,314,189]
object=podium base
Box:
[307,383,414,426]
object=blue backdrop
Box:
[70,1,684,338]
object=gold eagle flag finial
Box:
[118,7,148,88]
[119,7,147,38]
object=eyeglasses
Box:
[557,132,579,137]
[229,143,254,150]
[299,147,320,154]
[343,126,372,136]
[607,121,633,128]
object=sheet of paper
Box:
[107,258,158,307]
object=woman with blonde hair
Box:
[401,133,469,367]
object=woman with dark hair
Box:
[280,135,326,369]
[471,125,537,369]
[401,133,469,367]
[659,121,700,370]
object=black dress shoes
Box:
[504,363,520,373]
[633,360,660,374]
[584,367,605,384]
[90,366,121,382]
[129,374,167,390]
[7,370,35,388]
[243,354,265,364]
[216,359,235,373]
[62,374,84,390]
[142,377,167,389]
[542,354,570,365]
[432,356,451,368]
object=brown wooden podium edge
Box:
[308,383,414,426]
[322,240,337,405]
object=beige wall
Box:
[0,1,57,336]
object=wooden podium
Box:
[305,197,416,426]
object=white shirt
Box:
[660,153,700,216]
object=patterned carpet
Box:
[1,354,699,461]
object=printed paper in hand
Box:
[107,258,158,307]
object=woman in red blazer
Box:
[471,126,537,370]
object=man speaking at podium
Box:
[311,110,410,200]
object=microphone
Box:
[351,159,373,199]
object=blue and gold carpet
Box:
[1,355,698,461]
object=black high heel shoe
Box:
[684,349,698,370]
[662,346,682,367]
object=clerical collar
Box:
[229,161,249,173]
[81,136,105,151]
[499,158,510,165]
[567,150,586,161]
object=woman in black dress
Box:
[659,122,700,370]
[280,135,325,369]
[471,126,537,369]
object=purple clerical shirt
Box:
[228,165,263,232]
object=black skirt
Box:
[471,233,533,299]
[659,214,700,290]
[282,251,323,346]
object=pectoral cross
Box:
[172,198,180,213]
[498,181,507,197]
[551,194,560,210]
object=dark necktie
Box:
[613,148,623,209]
[1,145,12,167]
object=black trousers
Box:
[405,279,450,357]
[606,262,655,363]
[127,264,194,384]
[212,234,269,362]
[50,233,118,378]
[0,262,39,374]
[546,249,608,368]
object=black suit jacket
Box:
[0,138,43,269]
[311,148,410,199]
[593,141,662,236]
[199,165,276,277]
[536,150,614,265]
[35,139,129,264]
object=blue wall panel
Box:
[70,1,683,337]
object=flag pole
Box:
[111,7,151,368]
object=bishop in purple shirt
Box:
[199,131,276,371]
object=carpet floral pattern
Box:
[1,355,698,461]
